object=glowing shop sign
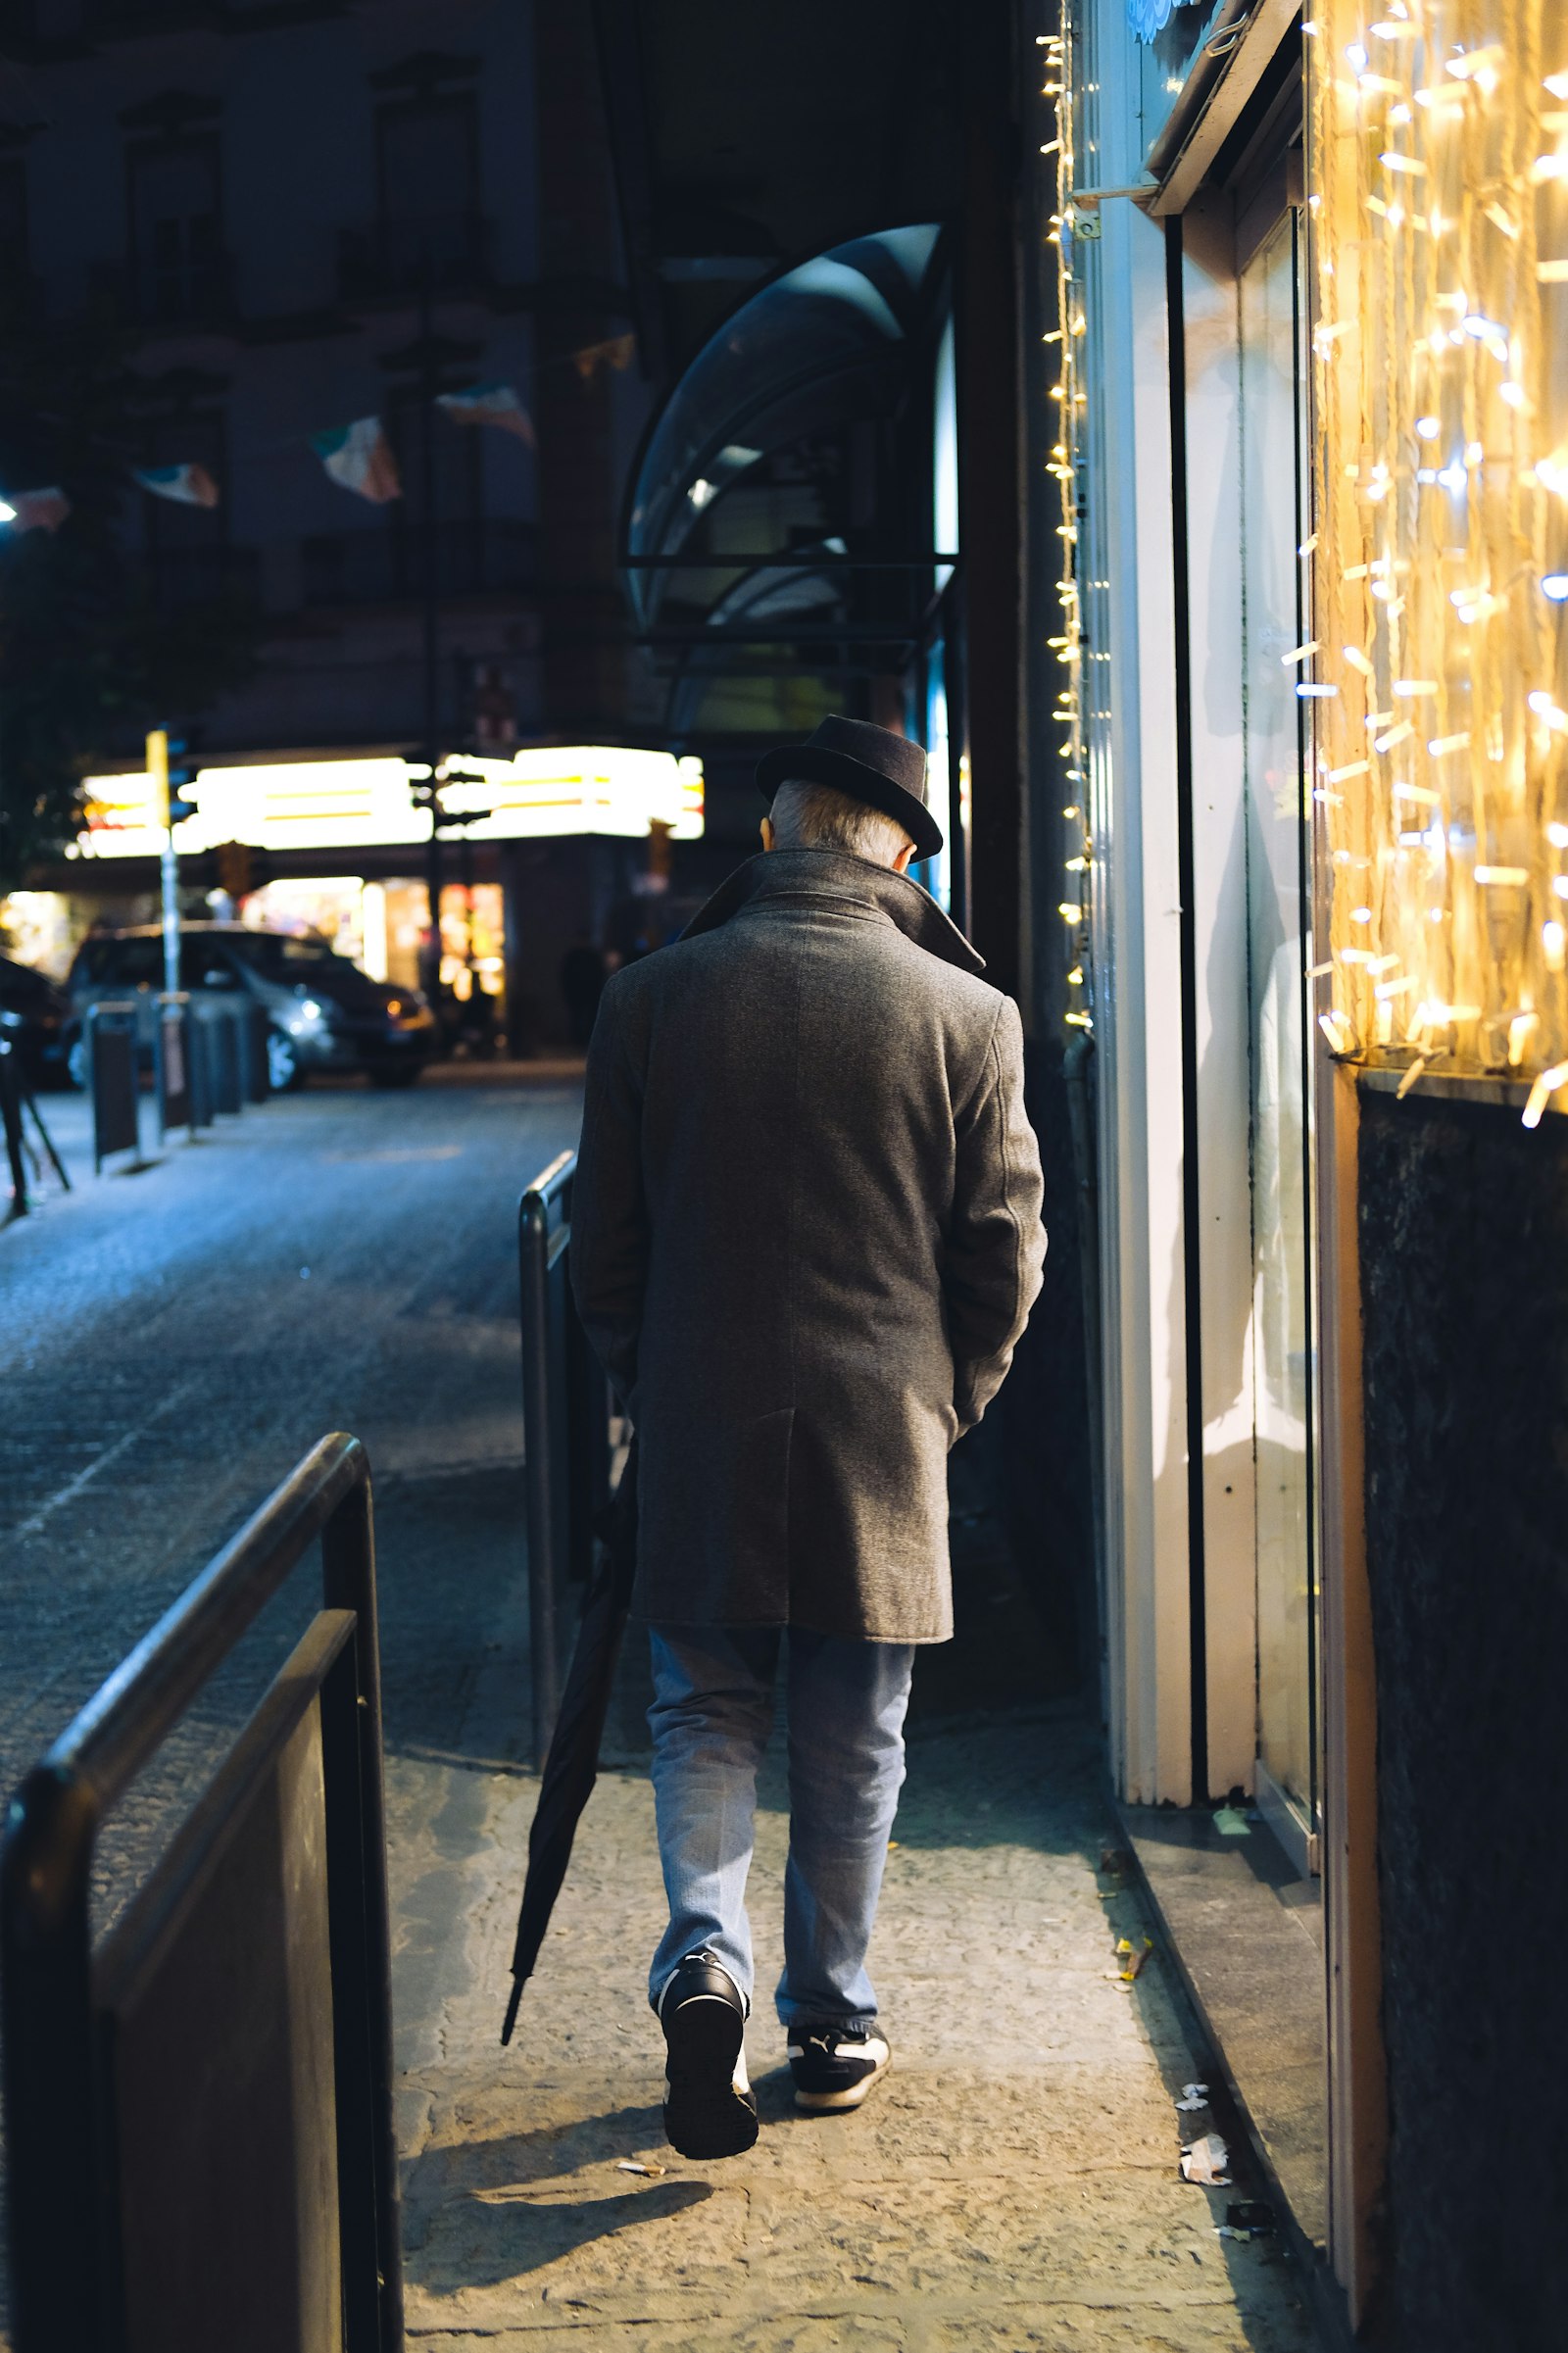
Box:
[74,748,705,858]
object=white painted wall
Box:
[1081,0,1195,1805]
[1180,198,1259,1800]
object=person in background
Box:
[571,715,1047,2160]
[560,932,609,1047]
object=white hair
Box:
[769,778,913,867]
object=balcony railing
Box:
[301,518,534,607]
[141,543,261,610]
[337,217,494,304]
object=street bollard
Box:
[86,1001,142,1175]
[155,994,192,1144]
[238,998,270,1103]
[186,1004,215,1131]
[196,999,243,1116]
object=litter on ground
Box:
[1180,2132,1232,2186]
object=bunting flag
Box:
[572,333,635,384]
[437,382,536,447]
[3,486,72,533]
[133,463,220,510]
[310,417,402,504]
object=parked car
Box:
[66,923,438,1091]
[0,953,74,1089]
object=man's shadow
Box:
[400,2092,754,2291]
[402,2067,844,2291]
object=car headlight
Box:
[285,995,331,1036]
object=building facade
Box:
[1054,0,1568,2342]
[1,0,669,1040]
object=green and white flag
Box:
[134,463,220,509]
[311,417,402,504]
[436,382,536,447]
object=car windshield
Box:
[226,933,354,978]
[88,937,164,987]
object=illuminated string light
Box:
[1311,0,1568,1119]
[1043,23,1091,1040]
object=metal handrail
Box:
[520,1152,576,1765]
[0,1431,404,2353]
[518,1150,614,1768]
[48,1434,368,1803]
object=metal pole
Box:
[149,730,180,998]
[161,832,179,999]
[0,1769,104,2353]
[419,268,443,1012]
[1,1035,29,1220]
[320,1476,405,2353]
[519,1194,560,1766]
[23,1079,70,1192]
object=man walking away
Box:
[571,715,1047,2159]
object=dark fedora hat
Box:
[756,715,943,859]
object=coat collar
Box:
[679,849,986,976]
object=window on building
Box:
[388,381,482,595]
[129,143,224,323]
[136,407,227,605]
[0,156,29,286]
[375,96,481,286]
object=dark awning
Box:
[621,223,943,631]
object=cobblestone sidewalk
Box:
[387,1691,1319,2351]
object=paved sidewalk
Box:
[1,1065,1317,2348]
[388,1685,1318,2350]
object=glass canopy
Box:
[622,223,943,630]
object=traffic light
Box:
[146,728,198,829]
[204,841,274,901]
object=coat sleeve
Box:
[569,975,649,1406]
[945,994,1047,1434]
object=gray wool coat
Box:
[569,847,1047,1643]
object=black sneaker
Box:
[658,1951,759,2160]
[787,2023,892,2112]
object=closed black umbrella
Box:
[501,1443,639,2043]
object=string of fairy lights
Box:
[1039,25,1094,1036]
[1308,0,1568,1124]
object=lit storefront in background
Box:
[71,746,705,864]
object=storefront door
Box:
[1238,200,1321,1871]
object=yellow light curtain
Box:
[1309,0,1568,1110]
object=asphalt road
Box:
[2,1064,582,1940]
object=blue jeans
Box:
[647,1624,915,2031]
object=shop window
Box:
[1238,202,1321,1869]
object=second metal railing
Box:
[518,1150,614,1766]
[0,1432,403,2353]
